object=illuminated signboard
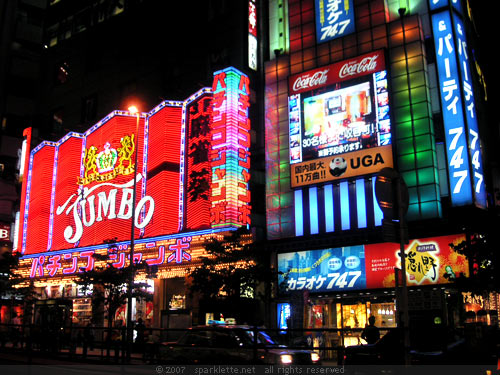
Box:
[210,67,251,228]
[453,15,486,208]
[432,11,474,206]
[429,0,463,14]
[277,234,468,293]
[278,246,366,293]
[288,50,393,188]
[17,67,251,272]
[315,0,355,43]
[248,0,258,71]
[20,230,224,280]
[0,223,10,242]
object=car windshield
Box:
[242,330,280,346]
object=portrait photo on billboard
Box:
[288,51,393,188]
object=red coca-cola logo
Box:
[339,56,378,79]
[292,69,330,92]
[289,51,385,94]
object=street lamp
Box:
[397,3,411,366]
[126,105,140,361]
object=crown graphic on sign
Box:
[78,134,136,185]
[97,142,118,173]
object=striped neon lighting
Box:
[324,184,334,232]
[294,189,304,236]
[372,177,383,226]
[340,181,350,230]
[356,179,367,228]
[309,187,319,234]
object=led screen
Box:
[289,54,393,188]
[293,72,390,163]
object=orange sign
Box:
[291,145,393,187]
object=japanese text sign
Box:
[432,11,473,206]
[315,0,355,43]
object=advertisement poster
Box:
[364,233,468,289]
[278,234,468,293]
[278,245,367,293]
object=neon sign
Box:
[432,11,474,206]
[17,67,251,259]
[315,0,355,44]
[210,67,251,227]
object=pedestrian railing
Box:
[0,323,394,364]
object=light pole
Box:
[126,105,140,361]
[398,1,411,365]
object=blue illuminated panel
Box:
[356,179,367,228]
[295,189,304,236]
[372,177,383,226]
[315,0,355,44]
[278,246,366,293]
[432,11,472,206]
[452,15,486,208]
[340,181,350,230]
[324,184,334,232]
[309,187,319,234]
[429,0,462,14]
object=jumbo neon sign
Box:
[17,67,251,259]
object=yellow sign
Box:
[291,145,393,187]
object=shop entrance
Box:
[305,294,397,348]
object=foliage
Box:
[0,250,21,297]
[446,229,500,296]
[187,227,277,303]
[75,240,156,327]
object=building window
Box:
[51,108,64,135]
[81,95,98,123]
[55,61,70,84]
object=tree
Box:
[0,250,21,298]
[447,230,500,296]
[0,251,40,326]
[187,227,277,325]
[75,240,156,355]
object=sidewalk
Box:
[0,344,148,365]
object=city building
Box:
[5,0,267,330]
[264,0,499,356]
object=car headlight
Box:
[311,352,320,362]
[280,354,293,364]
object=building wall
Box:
[265,0,448,240]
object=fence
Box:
[0,323,395,364]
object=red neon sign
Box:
[19,67,251,258]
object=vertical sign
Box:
[452,15,486,208]
[248,0,258,71]
[429,0,463,14]
[432,11,472,206]
[315,0,355,43]
[210,67,251,228]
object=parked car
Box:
[159,324,321,365]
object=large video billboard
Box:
[288,50,393,188]
[17,67,251,278]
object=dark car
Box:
[343,329,472,365]
[159,324,321,365]
[343,329,404,365]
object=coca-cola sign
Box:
[289,50,385,94]
[339,56,378,79]
[292,70,329,92]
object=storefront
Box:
[277,233,471,348]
